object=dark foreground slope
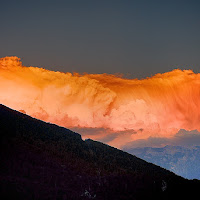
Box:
[0,104,199,200]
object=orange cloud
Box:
[1,56,200,148]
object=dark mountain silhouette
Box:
[0,104,199,200]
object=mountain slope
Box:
[0,104,199,200]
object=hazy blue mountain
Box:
[124,145,200,180]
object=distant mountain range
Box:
[0,104,200,199]
[124,145,200,180]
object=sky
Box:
[1,1,200,149]
[0,0,200,78]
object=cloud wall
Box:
[1,56,200,148]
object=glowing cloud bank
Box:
[1,56,200,148]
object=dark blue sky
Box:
[1,0,200,78]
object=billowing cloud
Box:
[1,56,200,148]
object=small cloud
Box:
[138,128,144,132]
[19,110,26,114]
[98,133,119,143]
